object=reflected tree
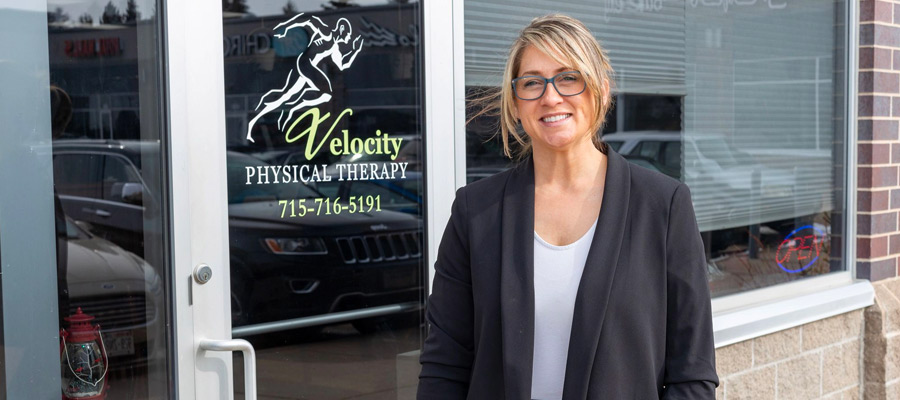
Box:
[223,0,249,13]
[47,7,70,23]
[322,0,359,9]
[283,0,298,14]
[101,1,122,24]
[124,0,140,22]
[78,13,93,24]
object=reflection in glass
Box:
[464,0,847,298]
[46,0,170,398]
[222,1,424,398]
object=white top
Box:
[531,218,598,400]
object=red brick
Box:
[859,119,899,140]
[859,236,889,258]
[857,258,898,281]
[862,0,875,21]
[890,233,900,254]
[891,188,900,209]
[859,143,892,164]
[861,1,892,23]
[860,189,891,211]
[858,211,899,234]
[893,97,900,117]
[875,24,900,47]
[860,24,900,47]
[862,48,875,69]
[877,72,900,93]
[862,24,875,46]
[893,144,900,163]
[858,165,899,187]
[860,95,892,117]
[855,47,892,69]
[861,71,874,92]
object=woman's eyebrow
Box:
[518,66,571,77]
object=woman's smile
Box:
[539,112,572,126]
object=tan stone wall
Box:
[863,277,900,399]
[714,310,864,399]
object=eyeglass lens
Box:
[514,72,585,100]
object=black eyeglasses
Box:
[511,71,586,101]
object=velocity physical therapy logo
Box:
[242,13,409,192]
[247,13,364,143]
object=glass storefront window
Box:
[464,0,847,298]
[47,0,172,397]
[220,1,425,398]
[0,0,172,398]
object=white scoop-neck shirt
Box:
[530,217,599,400]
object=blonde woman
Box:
[417,14,718,399]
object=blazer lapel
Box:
[500,157,536,400]
[562,150,631,399]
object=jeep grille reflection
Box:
[336,231,422,264]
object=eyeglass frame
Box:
[510,70,587,101]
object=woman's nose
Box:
[540,83,565,105]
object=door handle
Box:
[94,209,111,217]
[198,338,257,400]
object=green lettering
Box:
[330,138,342,156]
[284,107,354,161]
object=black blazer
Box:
[417,149,718,399]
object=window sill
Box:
[712,279,874,348]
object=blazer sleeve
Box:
[417,187,474,399]
[662,183,720,399]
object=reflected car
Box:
[602,131,797,203]
[52,140,163,257]
[620,155,679,179]
[53,140,424,333]
[63,217,163,371]
[226,151,424,328]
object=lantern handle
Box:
[61,330,109,388]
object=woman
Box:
[417,14,718,400]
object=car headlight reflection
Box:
[263,238,328,255]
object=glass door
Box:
[222,2,427,399]
[169,0,428,399]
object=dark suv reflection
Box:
[226,151,423,327]
[53,140,423,331]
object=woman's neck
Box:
[532,139,605,192]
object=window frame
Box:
[447,0,875,346]
[707,0,874,347]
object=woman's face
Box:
[513,45,596,153]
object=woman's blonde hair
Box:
[470,14,615,159]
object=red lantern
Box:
[60,308,109,400]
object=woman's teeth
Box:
[542,114,571,123]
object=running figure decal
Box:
[247,13,364,142]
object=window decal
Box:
[247,14,363,140]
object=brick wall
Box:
[714,311,864,399]
[859,0,900,281]
[863,278,900,398]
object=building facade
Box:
[0,0,896,398]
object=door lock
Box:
[193,264,213,284]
